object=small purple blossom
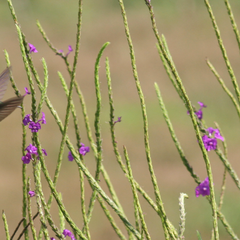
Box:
[66,45,73,57]
[207,127,215,135]
[202,135,217,151]
[36,148,48,160]
[63,229,76,240]
[202,127,224,151]
[187,101,207,120]
[22,152,32,164]
[28,191,35,197]
[24,87,31,96]
[23,114,32,126]
[22,144,47,164]
[63,229,72,237]
[68,151,74,161]
[195,177,210,197]
[114,116,122,124]
[25,144,38,155]
[79,143,90,156]
[23,112,46,132]
[68,144,90,161]
[50,238,56,240]
[40,112,46,124]
[210,128,224,141]
[196,102,207,120]
[58,45,73,57]
[42,149,47,156]
[195,109,203,120]
[198,101,207,108]
[28,43,38,53]
[29,121,41,132]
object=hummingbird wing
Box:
[0,67,11,102]
[0,95,24,122]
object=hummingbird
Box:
[0,67,25,122]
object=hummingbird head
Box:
[0,67,27,122]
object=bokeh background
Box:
[1,0,240,239]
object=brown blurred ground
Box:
[1,0,240,239]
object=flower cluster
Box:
[187,101,207,120]
[195,177,210,197]
[23,112,46,133]
[187,101,224,151]
[202,127,224,151]
[68,143,90,161]
[22,94,47,163]
[22,144,47,164]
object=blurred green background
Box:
[1,0,240,239]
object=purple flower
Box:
[211,128,224,141]
[58,45,73,57]
[202,127,224,151]
[63,229,72,237]
[42,149,47,156]
[198,102,207,108]
[28,191,35,197]
[25,144,38,155]
[195,109,203,120]
[50,238,56,240]
[68,45,73,52]
[187,101,207,120]
[23,114,32,126]
[23,87,31,96]
[24,87,31,96]
[207,127,215,135]
[23,113,46,132]
[36,148,48,160]
[40,112,46,124]
[195,177,210,197]
[22,152,32,164]
[66,45,73,57]
[29,121,41,132]
[195,102,207,120]
[28,43,38,53]
[68,151,74,161]
[114,116,122,124]
[63,229,76,240]
[68,144,90,161]
[22,144,47,164]
[79,143,90,156]
[202,135,217,151]
[23,112,46,132]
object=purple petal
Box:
[28,43,38,53]
[198,102,207,108]
[24,87,31,96]
[68,151,74,161]
[28,191,35,197]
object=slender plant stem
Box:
[118,0,177,238]
[204,0,240,105]
[146,2,219,238]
